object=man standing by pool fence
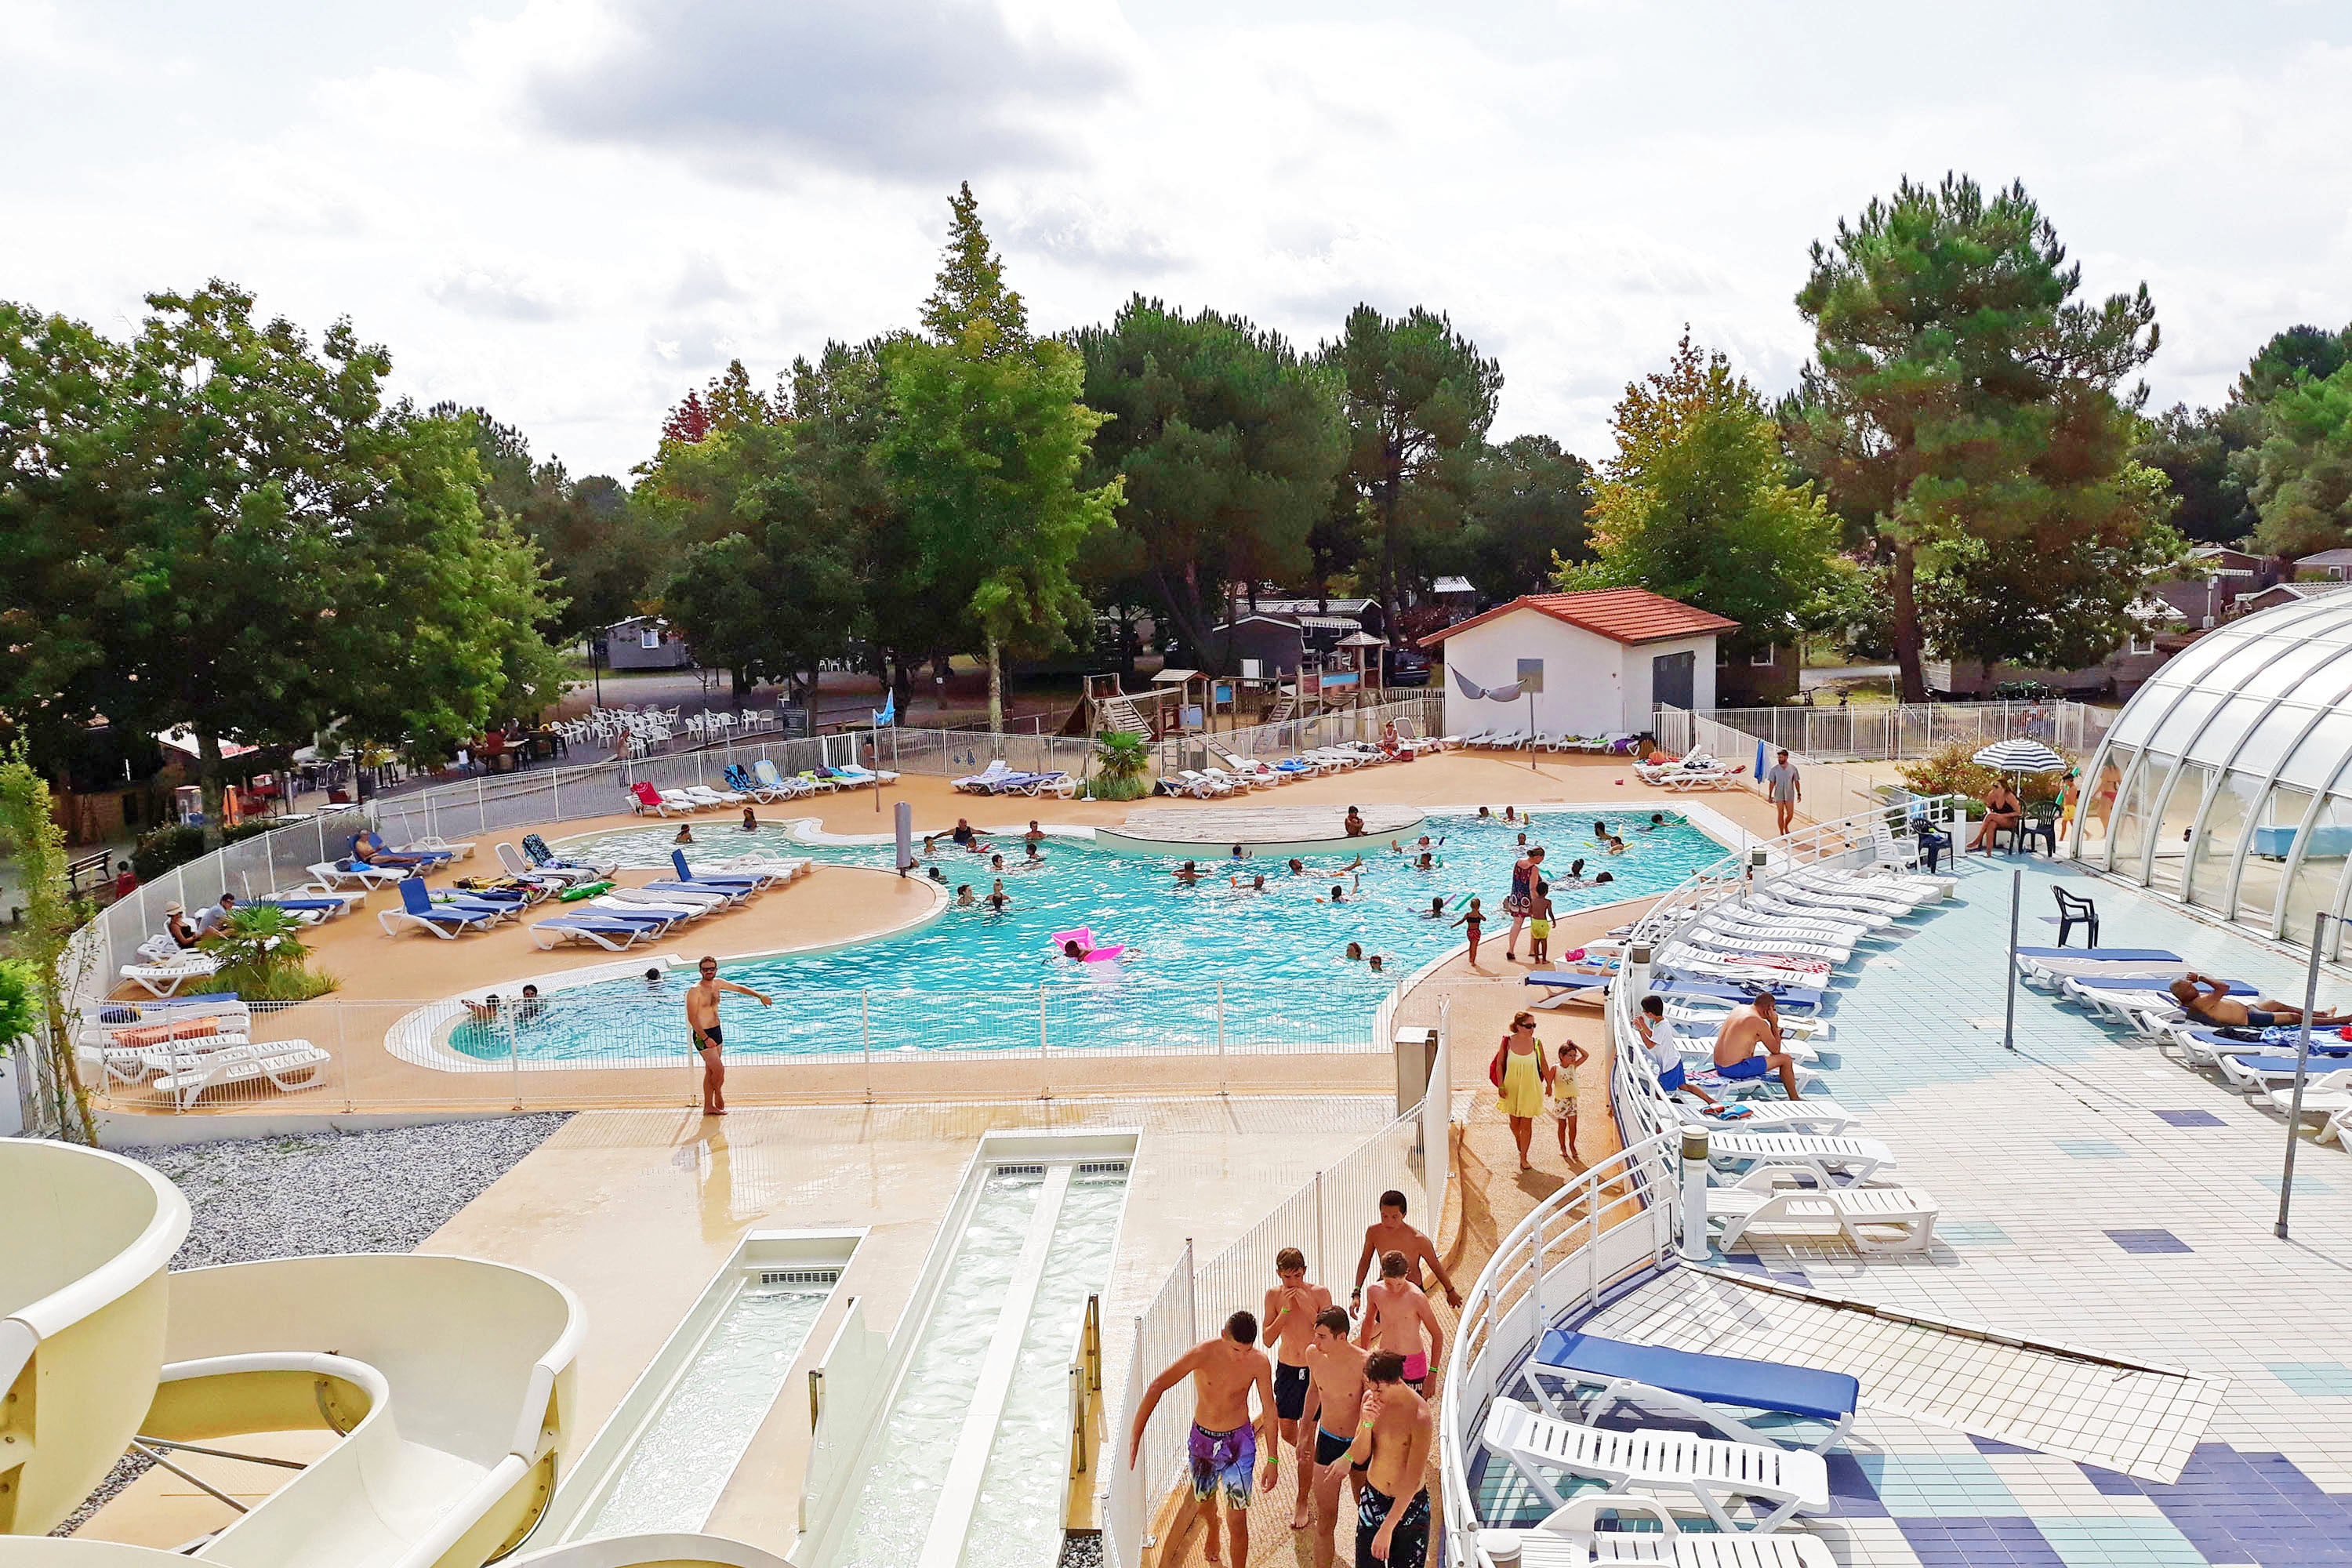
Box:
[686,955,771,1116]
[1128,1309,1279,1568]
[1765,748,1802,836]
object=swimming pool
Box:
[448,810,1726,1063]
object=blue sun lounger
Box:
[1651,975,1828,1011]
[1526,1329,1860,1454]
[2013,947,2180,961]
[671,850,775,891]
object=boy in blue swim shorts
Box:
[1128,1308,1277,1566]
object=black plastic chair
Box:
[2053,887,2100,948]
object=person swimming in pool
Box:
[1025,820,1045,849]
[1345,942,1364,962]
[739,807,758,832]
[1230,873,1269,892]
[985,878,1011,914]
[1176,860,1202,886]
[673,824,695,844]
[1425,896,1446,918]
[1287,858,1307,875]
[989,852,1007,872]
[1024,840,1044,863]
[927,866,947,884]
[956,884,977,907]
[1642,812,1665,832]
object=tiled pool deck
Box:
[1479,851,2352,1567]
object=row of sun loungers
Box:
[1470,860,1958,1556]
[526,849,811,951]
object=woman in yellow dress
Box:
[1492,1010,1555,1171]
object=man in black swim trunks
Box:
[1295,1306,1370,1566]
[685,955,771,1116]
[1348,1350,1433,1568]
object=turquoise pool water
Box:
[454,810,1727,1062]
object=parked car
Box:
[1383,648,1432,687]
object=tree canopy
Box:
[2246,361,2352,559]
[1074,296,1345,671]
[1561,334,1835,657]
[1327,305,1500,627]
[1788,176,2176,695]
[0,282,566,815]
[881,184,1121,731]
[1455,434,1594,604]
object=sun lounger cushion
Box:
[1534,1331,1858,1425]
[2012,947,2180,962]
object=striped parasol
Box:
[1972,738,2067,773]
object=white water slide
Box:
[0,1140,786,1568]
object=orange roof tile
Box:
[1417,590,1740,648]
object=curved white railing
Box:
[1438,793,1965,1565]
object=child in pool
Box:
[1452,896,1485,968]
[1425,896,1447,917]
[1345,942,1364,962]
[956,884,977,907]
[674,824,695,844]
[739,808,758,832]
[1174,860,1201,886]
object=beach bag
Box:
[1489,1038,1508,1088]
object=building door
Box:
[1652,650,1696,712]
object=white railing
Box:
[1436,792,1968,1566]
[1660,699,2111,764]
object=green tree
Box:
[1073,296,1346,670]
[1787,176,2169,697]
[444,405,652,639]
[1327,306,1501,630]
[881,184,1122,734]
[2246,362,2352,560]
[1455,434,1594,602]
[2238,323,2352,405]
[0,743,96,1143]
[1559,335,1835,658]
[0,284,568,817]
[2132,402,2263,546]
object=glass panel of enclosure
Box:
[2146,763,2212,896]
[2078,745,2133,858]
[2109,754,2172,880]
[2249,783,2318,936]
[2274,708,2352,792]
[2230,700,2329,782]
[2189,769,2263,913]
[2230,635,2351,698]
[2141,688,2227,759]
[2279,787,2352,950]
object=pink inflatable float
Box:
[1051,926,1126,962]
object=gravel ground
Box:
[1059,1532,1103,1568]
[141,1113,572,1269]
[52,1113,571,1536]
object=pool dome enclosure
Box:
[2074,594,2352,955]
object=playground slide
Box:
[1,1140,191,1536]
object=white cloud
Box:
[0,1,2347,484]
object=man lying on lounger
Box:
[1714,991,1806,1099]
[2169,972,2352,1029]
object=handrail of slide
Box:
[0,1536,794,1568]
[0,1142,191,1536]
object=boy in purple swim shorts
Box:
[1128,1309,1277,1565]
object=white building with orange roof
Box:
[1418,588,1739,741]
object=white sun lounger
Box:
[1502,1496,1838,1567]
[1481,1399,1830,1534]
[1708,1170,1938,1254]
[530,915,656,951]
[1675,1098,1860,1136]
[308,858,412,891]
[1759,880,1920,921]
[1708,1131,1896,1186]
[1664,1001,1833,1044]
[1704,910,1875,948]
[78,1031,255,1087]
[148,1039,331,1109]
[1784,867,1947,906]
[1745,892,1895,932]
[118,953,224,997]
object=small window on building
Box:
[1751,645,1777,667]
[2127,635,2155,656]
[641,627,662,650]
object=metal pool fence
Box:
[80,972,1408,1117]
[1657,699,2112,764]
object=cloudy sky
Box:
[5,1,2349,480]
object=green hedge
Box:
[130,825,207,881]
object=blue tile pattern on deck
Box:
[2152,1109,2227,1127]
[2267,1361,2352,1396]
[1857,1455,2021,1516]
[2104,1228,2194,1254]
[2074,1445,2352,1566]
[1896,1515,2065,1566]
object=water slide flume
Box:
[1,1142,788,1568]
[1,1142,190,1535]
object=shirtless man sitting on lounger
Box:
[1715,991,1805,1099]
[2170,972,2352,1029]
